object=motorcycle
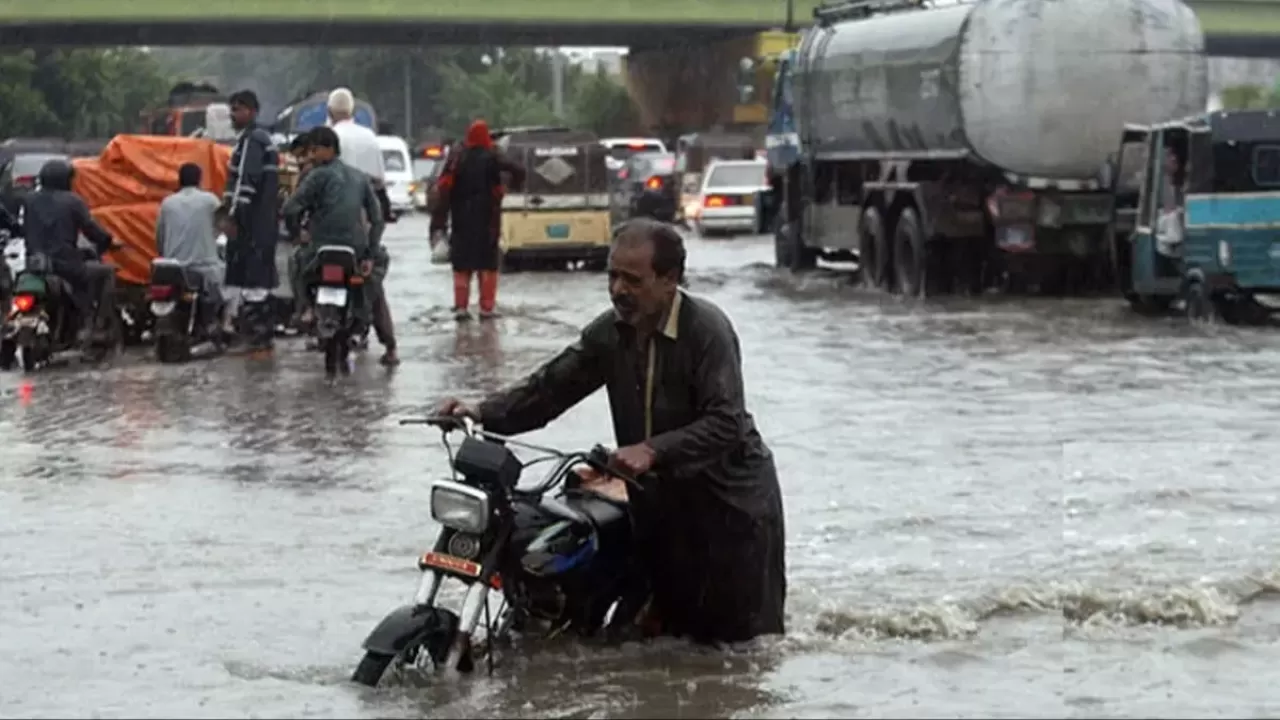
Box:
[148,258,226,363]
[310,245,369,378]
[1,248,120,371]
[352,415,643,688]
[1,229,19,314]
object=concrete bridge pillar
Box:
[623,36,757,139]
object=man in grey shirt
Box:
[156,163,226,328]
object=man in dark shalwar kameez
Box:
[222,89,280,351]
[437,219,787,644]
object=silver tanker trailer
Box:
[771,0,1208,296]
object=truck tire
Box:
[776,219,817,272]
[773,214,793,268]
[893,207,927,297]
[859,207,891,290]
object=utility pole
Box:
[551,50,566,120]
[785,0,795,32]
[403,55,413,139]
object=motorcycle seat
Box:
[558,491,628,529]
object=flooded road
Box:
[2,216,1278,718]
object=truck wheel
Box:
[1184,278,1219,323]
[779,219,817,272]
[893,207,927,297]
[773,214,793,269]
[859,207,890,290]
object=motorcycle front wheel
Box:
[351,614,472,687]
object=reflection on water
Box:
[1,222,1279,717]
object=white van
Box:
[376,135,415,218]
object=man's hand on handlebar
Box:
[433,396,481,421]
[611,443,655,475]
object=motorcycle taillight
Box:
[321,264,345,284]
[149,285,174,300]
[12,294,35,313]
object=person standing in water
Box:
[429,119,525,321]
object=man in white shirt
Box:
[327,88,385,185]
[326,87,400,365]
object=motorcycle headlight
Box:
[430,480,490,534]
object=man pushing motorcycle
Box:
[435,218,787,645]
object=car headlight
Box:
[430,480,490,534]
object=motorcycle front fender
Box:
[361,604,459,657]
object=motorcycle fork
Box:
[444,523,512,672]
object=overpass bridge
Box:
[1,0,1278,134]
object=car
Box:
[1,151,69,218]
[410,143,448,213]
[600,137,667,175]
[610,151,678,224]
[687,158,769,236]
[375,135,415,219]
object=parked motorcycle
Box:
[148,258,226,363]
[352,415,643,688]
[310,245,368,378]
[1,248,120,371]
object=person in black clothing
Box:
[429,118,525,321]
[21,160,116,344]
[0,203,18,236]
[223,89,281,351]
[436,219,787,645]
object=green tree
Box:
[570,67,639,137]
[436,59,558,135]
[0,48,170,139]
[1221,83,1269,110]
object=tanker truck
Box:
[766,0,1208,296]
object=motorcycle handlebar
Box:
[400,415,643,490]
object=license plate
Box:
[545,223,571,240]
[316,287,348,306]
[419,551,481,577]
[150,301,176,316]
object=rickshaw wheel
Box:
[1184,279,1219,323]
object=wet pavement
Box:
[2,215,1279,718]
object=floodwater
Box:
[2,216,1278,719]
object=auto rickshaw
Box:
[1111,110,1280,323]
[673,131,757,225]
[495,127,612,272]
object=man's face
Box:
[230,102,255,130]
[312,145,336,164]
[608,239,676,327]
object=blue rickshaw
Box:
[1111,110,1280,323]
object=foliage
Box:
[151,46,640,140]
[570,67,640,137]
[0,48,171,139]
[1219,83,1279,111]
[0,45,642,142]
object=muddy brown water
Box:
[2,217,1278,718]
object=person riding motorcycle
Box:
[20,160,116,345]
[0,203,18,306]
[282,126,385,329]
